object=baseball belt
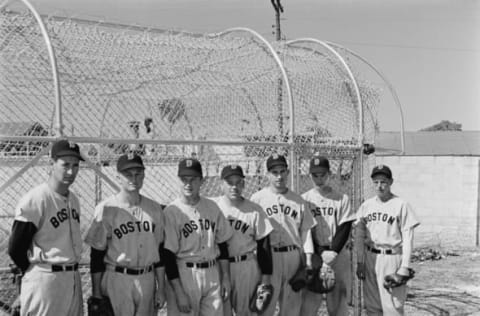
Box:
[185,259,216,269]
[367,245,402,255]
[229,252,255,263]
[273,245,297,252]
[51,263,79,272]
[109,264,154,275]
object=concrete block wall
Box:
[375,156,480,249]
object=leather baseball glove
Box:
[383,268,415,290]
[249,283,274,314]
[87,296,114,316]
[307,262,336,294]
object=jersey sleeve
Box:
[83,203,109,250]
[163,206,180,254]
[214,205,233,244]
[400,201,420,231]
[155,204,165,245]
[253,204,273,240]
[338,194,355,225]
[300,200,317,233]
[14,193,42,227]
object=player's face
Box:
[180,176,202,197]
[310,168,330,188]
[372,175,393,199]
[222,175,245,200]
[267,166,289,190]
[51,156,80,186]
[118,167,145,192]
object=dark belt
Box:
[51,263,78,272]
[185,260,216,269]
[229,253,254,263]
[367,245,400,255]
[115,265,153,275]
[273,245,297,252]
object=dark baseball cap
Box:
[371,164,392,179]
[266,154,288,171]
[178,158,203,177]
[51,140,84,161]
[117,153,145,172]
[309,156,330,173]
[221,165,245,179]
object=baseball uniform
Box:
[213,195,273,316]
[84,194,165,316]
[301,187,354,316]
[164,196,233,316]
[251,187,316,316]
[8,140,84,316]
[355,165,420,316]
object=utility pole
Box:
[271,0,284,140]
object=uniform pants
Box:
[263,249,302,316]
[20,265,83,316]
[166,264,223,316]
[363,251,406,316]
[227,258,261,316]
[102,269,156,316]
[300,247,352,316]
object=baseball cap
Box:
[371,164,392,179]
[51,140,84,161]
[117,153,145,172]
[266,154,288,171]
[309,156,330,173]
[178,158,203,177]
[221,165,245,179]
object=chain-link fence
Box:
[0,2,381,314]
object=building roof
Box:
[376,131,480,156]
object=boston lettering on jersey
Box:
[50,208,80,228]
[365,212,396,225]
[311,206,336,217]
[265,204,298,219]
[113,221,156,239]
[182,219,216,238]
[228,219,249,234]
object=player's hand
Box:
[356,262,366,280]
[221,278,231,301]
[175,288,191,313]
[321,250,338,265]
[155,287,166,310]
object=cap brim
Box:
[118,163,145,172]
[54,151,84,161]
[371,171,391,178]
[310,166,329,173]
[267,162,288,171]
[178,170,202,177]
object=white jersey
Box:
[163,197,233,262]
[84,194,164,267]
[212,196,273,257]
[356,195,420,248]
[302,188,354,246]
[14,182,82,264]
[250,187,316,248]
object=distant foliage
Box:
[420,120,462,131]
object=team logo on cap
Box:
[230,164,239,169]
[68,141,76,148]
[378,164,384,169]
[314,158,320,165]
[127,153,134,160]
[186,159,193,167]
[272,154,279,159]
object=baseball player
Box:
[213,165,274,316]
[163,158,233,316]
[300,156,355,316]
[8,140,84,316]
[250,154,317,316]
[354,164,420,315]
[84,153,166,316]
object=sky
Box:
[24,0,480,131]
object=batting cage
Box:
[0,1,385,315]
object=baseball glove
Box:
[307,263,336,294]
[289,265,309,292]
[249,283,274,314]
[87,296,114,316]
[383,268,415,290]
